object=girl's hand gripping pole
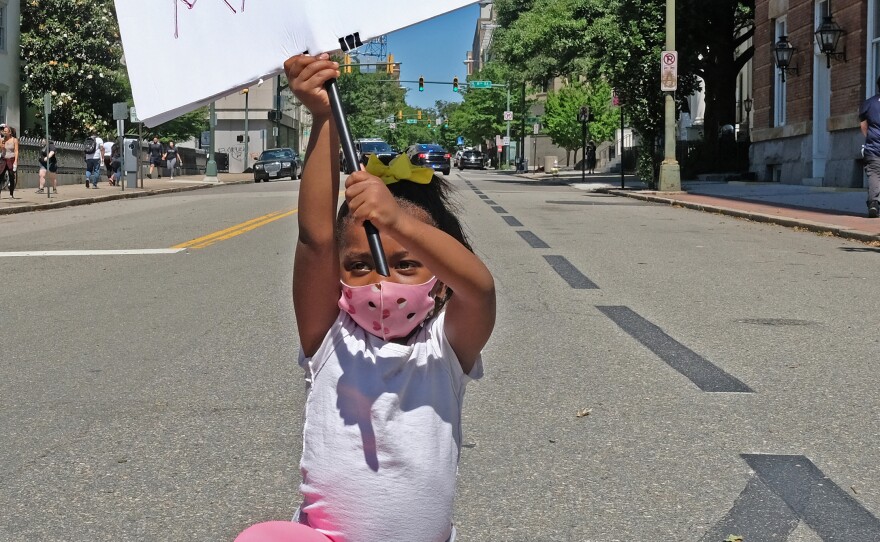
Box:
[324,78,390,277]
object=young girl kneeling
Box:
[286,54,496,542]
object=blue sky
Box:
[386,4,481,110]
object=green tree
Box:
[146,107,209,143]
[544,80,616,166]
[448,63,523,150]
[544,84,588,165]
[21,0,128,139]
[493,0,752,181]
[337,65,408,142]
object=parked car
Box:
[355,138,398,165]
[458,149,485,170]
[253,148,299,182]
[405,143,451,175]
[453,149,464,168]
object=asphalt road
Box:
[1,171,878,541]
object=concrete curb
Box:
[0,179,253,216]
[600,189,880,244]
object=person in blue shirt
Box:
[859,76,880,218]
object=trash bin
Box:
[520,158,528,172]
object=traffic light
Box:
[417,110,422,120]
[418,76,424,92]
[343,54,352,74]
[398,110,403,120]
[452,77,459,93]
[386,54,395,74]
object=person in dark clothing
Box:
[108,142,122,186]
[37,138,58,193]
[859,76,880,218]
[586,140,597,174]
[147,136,164,179]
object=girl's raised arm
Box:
[287,55,344,357]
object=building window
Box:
[0,93,7,125]
[871,0,880,96]
[773,18,787,127]
[0,4,6,52]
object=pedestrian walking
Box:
[859,76,880,218]
[102,137,114,178]
[284,54,496,542]
[84,131,103,188]
[586,140,597,175]
[107,142,122,186]
[162,140,180,180]
[147,136,163,179]
[0,125,19,198]
[36,138,58,194]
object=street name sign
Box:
[470,80,492,89]
[406,119,417,124]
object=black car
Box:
[406,144,450,175]
[253,148,300,182]
[458,149,485,170]
[356,139,398,165]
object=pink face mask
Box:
[338,277,439,340]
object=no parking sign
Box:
[661,50,677,91]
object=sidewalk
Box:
[0,173,254,215]
[515,169,880,244]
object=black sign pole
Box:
[325,79,390,277]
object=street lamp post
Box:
[658,0,681,191]
[578,106,589,184]
[743,97,752,141]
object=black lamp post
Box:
[773,35,798,83]
[815,11,846,68]
[743,97,752,141]
[578,105,589,183]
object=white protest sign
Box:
[115,0,479,127]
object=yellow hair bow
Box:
[364,153,434,185]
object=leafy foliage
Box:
[447,63,525,149]
[21,0,129,139]
[543,80,617,165]
[494,0,754,180]
[149,107,209,143]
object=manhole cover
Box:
[735,318,818,326]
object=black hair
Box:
[335,157,473,254]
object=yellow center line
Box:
[173,208,297,250]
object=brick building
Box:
[750,0,876,186]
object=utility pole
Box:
[520,81,526,172]
[204,102,219,183]
[658,0,681,191]
[242,88,249,171]
[505,86,511,168]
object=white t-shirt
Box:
[89,137,104,160]
[103,140,114,157]
[297,310,482,542]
